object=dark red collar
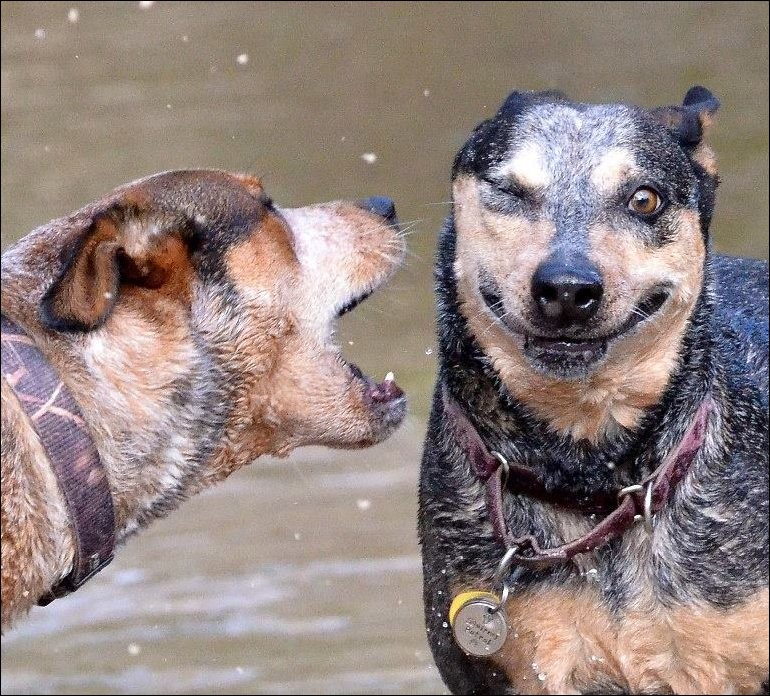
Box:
[442,386,712,570]
[1,315,115,604]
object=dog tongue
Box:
[369,372,404,403]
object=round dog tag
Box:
[449,591,508,657]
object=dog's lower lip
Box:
[527,335,605,352]
[347,361,405,404]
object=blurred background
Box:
[1,2,767,694]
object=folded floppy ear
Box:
[40,209,192,332]
[40,213,123,332]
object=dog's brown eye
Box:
[628,187,662,216]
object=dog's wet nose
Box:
[532,258,604,326]
[359,196,397,223]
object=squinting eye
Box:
[483,177,524,198]
[627,187,662,216]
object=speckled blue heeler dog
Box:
[419,87,768,694]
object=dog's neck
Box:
[2,274,270,553]
[436,217,717,494]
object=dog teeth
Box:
[384,371,395,382]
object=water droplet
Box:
[127,643,141,656]
[442,621,448,628]
[538,672,547,682]
[356,499,371,511]
[34,28,46,40]
[236,53,249,66]
[67,8,79,23]
[361,152,377,164]
[425,347,433,355]
[138,1,155,8]
[423,88,431,97]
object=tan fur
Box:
[482,586,769,694]
[453,176,706,442]
[496,142,551,189]
[693,142,718,177]
[589,148,636,194]
[1,170,405,630]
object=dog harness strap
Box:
[443,386,712,569]
[0,315,115,604]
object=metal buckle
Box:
[618,483,655,534]
[642,482,655,534]
[617,483,644,502]
[489,545,521,615]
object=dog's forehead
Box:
[492,103,642,187]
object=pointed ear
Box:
[650,86,720,175]
[40,209,194,333]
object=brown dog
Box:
[0,169,407,631]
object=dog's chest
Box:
[487,582,769,695]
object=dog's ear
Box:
[650,86,720,174]
[651,86,719,144]
[650,86,720,179]
[40,208,194,332]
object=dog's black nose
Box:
[359,196,397,223]
[532,257,604,326]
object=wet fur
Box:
[419,90,769,694]
[1,170,405,630]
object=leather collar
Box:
[442,386,712,570]
[1,315,115,604]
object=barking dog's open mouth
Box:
[333,287,407,430]
[336,289,375,318]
